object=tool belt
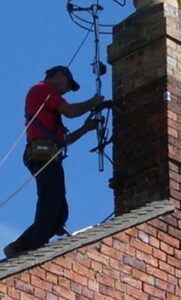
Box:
[26,139,59,162]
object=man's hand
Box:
[90,95,105,108]
[83,115,105,133]
[83,117,97,133]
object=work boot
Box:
[3,241,24,259]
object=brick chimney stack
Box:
[108,0,181,215]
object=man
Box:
[4,65,105,258]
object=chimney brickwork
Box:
[108,2,181,215]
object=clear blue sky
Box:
[0,0,135,258]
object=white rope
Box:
[0,146,63,209]
[0,94,51,168]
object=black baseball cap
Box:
[45,65,80,91]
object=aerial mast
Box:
[67,0,106,171]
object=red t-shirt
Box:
[25,81,67,143]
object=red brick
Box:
[168,274,178,286]
[157,231,180,248]
[99,284,122,300]
[86,250,109,266]
[15,279,34,295]
[168,226,181,240]
[7,286,20,299]
[34,287,46,299]
[170,179,179,190]
[127,285,148,300]
[30,267,46,280]
[159,261,175,275]
[96,273,114,288]
[130,238,152,254]
[110,258,132,275]
[73,262,95,279]
[115,281,125,293]
[53,285,76,300]
[91,261,103,272]
[0,283,7,294]
[170,197,181,210]
[94,294,106,300]
[113,239,135,256]
[42,262,64,276]
[102,237,113,246]
[70,282,82,294]
[30,275,52,292]
[123,296,136,300]
[166,294,179,300]
[137,224,157,237]
[82,287,94,299]
[152,248,167,261]
[120,274,142,289]
[3,278,14,287]
[58,277,70,289]
[167,256,181,268]
[54,256,72,269]
[46,272,58,284]
[64,269,88,286]
[149,236,160,249]
[101,244,123,261]
[143,283,166,299]
[136,250,158,267]
[102,266,120,280]
[114,232,130,243]
[132,269,155,285]
[125,228,138,238]
[88,279,99,292]
[160,241,174,255]
[168,110,178,121]
[146,265,167,281]
[79,257,91,268]
[175,249,181,259]
[168,127,178,138]
[18,273,30,283]
[148,219,168,232]
[76,296,90,300]
[123,255,146,271]
[176,286,181,297]
[176,269,181,278]
[46,293,58,300]
[155,279,175,294]
[19,292,35,300]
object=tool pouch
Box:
[26,139,59,161]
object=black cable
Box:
[112,0,126,6]
[68,23,93,67]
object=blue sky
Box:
[0,0,135,258]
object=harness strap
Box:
[25,110,56,141]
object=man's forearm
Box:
[64,126,88,146]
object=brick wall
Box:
[0,218,181,299]
[108,2,181,215]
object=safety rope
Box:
[0,147,63,209]
[0,94,51,169]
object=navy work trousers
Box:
[15,152,68,251]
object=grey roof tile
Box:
[0,199,174,280]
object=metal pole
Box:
[92,1,104,171]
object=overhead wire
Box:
[68,23,93,67]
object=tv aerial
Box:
[66,0,127,171]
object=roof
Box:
[0,199,174,280]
